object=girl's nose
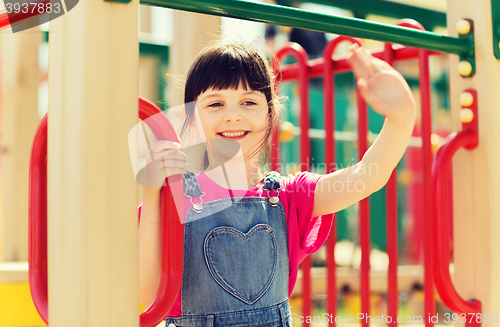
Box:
[222,105,243,122]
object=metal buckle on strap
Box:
[185,191,206,213]
[265,188,281,207]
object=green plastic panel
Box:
[140,0,472,56]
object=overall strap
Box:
[262,171,283,191]
[262,172,284,207]
[183,171,206,213]
[183,171,203,197]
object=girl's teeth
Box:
[222,132,245,137]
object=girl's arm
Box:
[138,187,162,307]
[312,44,416,217]
[138,140,188,306]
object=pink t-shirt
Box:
[138,171,334,316]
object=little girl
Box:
[138,41,415,327]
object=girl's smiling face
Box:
[195,84,269,163]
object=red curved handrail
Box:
[137,97,184,326]
[28,96,183,327]
[431,129,481,323]
[0,0,49,31]
[28,114,48,323]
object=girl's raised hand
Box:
[312,45,417,218]
[143,137,188,193]
[347,44,415,121]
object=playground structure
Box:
[0,0,499,326]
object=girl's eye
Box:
[243,101,257,106]
[208,102,223,108]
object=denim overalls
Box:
[164,171,292,327]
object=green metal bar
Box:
[140,0,472,56]
[278,0,446,29]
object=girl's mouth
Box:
[217,131,250,140]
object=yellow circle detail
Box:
[279,121,295,143]
[430,133,441,145]
[431,134,442,153]
[398,169,414,186]
[458,61,472,76]
[456,20,471,35]
[460,108,474,123]
[459,92,474,107]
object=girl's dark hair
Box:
[181,42,281,172]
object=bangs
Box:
[184,44,272,104]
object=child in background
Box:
[138,41,415,327]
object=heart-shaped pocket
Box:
[204,224,278,305]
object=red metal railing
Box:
[28,96,183,327]
[274,20,482,327]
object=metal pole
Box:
[278,0,446,29]
[140,0,472,56]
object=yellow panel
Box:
[0,282,45,327]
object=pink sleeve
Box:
[284,171,334,262]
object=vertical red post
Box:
[323,36,359,327]
[323,40,337,327]
[419,47,436,327]
[357,83,370,327]
[273,44,311,325]
[297,48,312,327]
[383,42,398,327]
[393,20,436,326]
